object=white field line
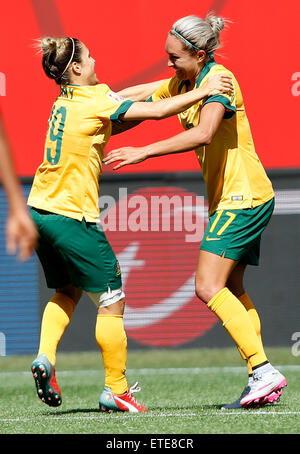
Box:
[1,411,300,423]
[1,366,299,424]
[0,364,300,379]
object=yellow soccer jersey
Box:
[150,58,274,215]
[28,84,134,222]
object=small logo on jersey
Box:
[231,195,243,201]
[107,91,126,103]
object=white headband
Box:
[59,37,75,78]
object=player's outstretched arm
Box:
[116,80,166,101]
[111,80,168,135]
[121,73,232,121]
[0,122,38,261]
[104,102,225,170]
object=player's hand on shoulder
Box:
[205,73,233,96]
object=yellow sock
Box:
[238,292,265,374]
[207,288,268,369]
[95,314,128,395]
[38,293,76,366]
[239,293,262,343]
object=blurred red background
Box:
[1,0,300,176]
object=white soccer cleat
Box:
[240,368,287,408]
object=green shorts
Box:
[30,208,122,292]
[200,198,274,266]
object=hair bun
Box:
[206,15,225,34]
[40,37,58,54]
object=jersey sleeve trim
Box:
[110,100,135,123]
[203,95,236,119]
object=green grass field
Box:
[0,347,299,435]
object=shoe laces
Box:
[127,382,144,409]
[129,382,141,394]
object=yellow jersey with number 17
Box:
[150,57,274,216]
[28,83,133,222]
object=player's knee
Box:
[195,283,211,304]
[97,297,126,316]
[87,287,125,314]
[195,280,223,304]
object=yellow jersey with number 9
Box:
[150,58,274,216]
[28,84,134,222]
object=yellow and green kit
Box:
[28,83,133,290]
[150,57,275,264]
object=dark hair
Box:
[39,37,82,85]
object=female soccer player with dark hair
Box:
[28,36,231,412]
[104,14,287,409]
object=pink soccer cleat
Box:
[240,368,287,408]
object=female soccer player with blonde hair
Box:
[104,14,287,409]
[28,35,231,412]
